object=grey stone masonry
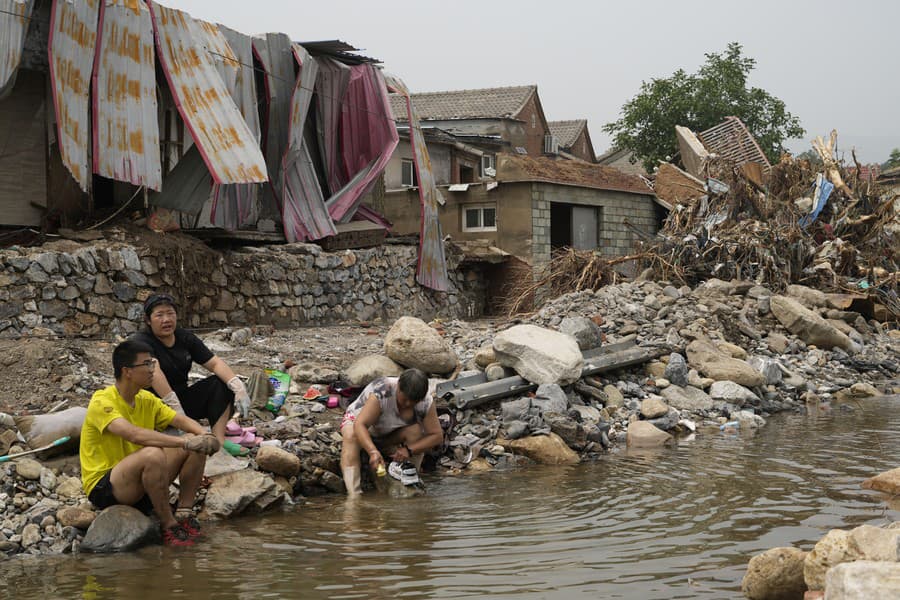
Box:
[0,240,486,339]
[532,183,658,257]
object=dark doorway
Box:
[550,203,571,249]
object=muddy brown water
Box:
[2,397,898,599]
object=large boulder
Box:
[558,316,603,350]
[344,354,403,387]
[770,296,857,353]
[861,467,900,496]
[493,325,583,385]
[804,529,854,590]
[255,446,301,477]
[384,316,458,374]
[81,505,160,553]
[786,284,827,308]
[660,385,715,412]
[664,353,689,387]
[825,561,900,599]
[686,340,766,387]
[626,421,673,448]
[497,433,580,465]
[201,469,280,520]
[741,547,808,600]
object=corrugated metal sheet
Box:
[252,32,294,217]
[0,0,34,99]
[280,43,335,242]
[49,0,101,192]
[211,25,262,230]
[699,116,771,172]
[193,20,258,230]
[385,75,450,292]
[316,57,350,193]
[92,0,161,191]
[147,1,267,185]
[149,143,211,214]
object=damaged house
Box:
[0,0,456,285]
[379,85,661,310]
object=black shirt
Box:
[131,328,215,392]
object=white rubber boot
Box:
[342,465,362,496]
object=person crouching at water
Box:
[80,340,220,546]
[339,368,443,496]
[130,293,251,455]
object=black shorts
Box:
[87,471,154,516]
[176,376,235,425]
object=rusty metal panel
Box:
[280,43,335,242]
[92,0,161,191]
[0,0,34,99]
[147,1,267,186]
[49,0,101,192]
[386,75,450,292]
[252,32,294,217]
[192,18,237,94]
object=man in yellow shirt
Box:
[80,340,220,546]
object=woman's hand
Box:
[368,449,385,470]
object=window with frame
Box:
[462,204,497,232]
[401,159,418,187]
[481,154,495,176]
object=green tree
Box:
[882,148,900,170]
[604,43,805,172]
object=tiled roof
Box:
[497,154,653,196]
[548,119,586,148]
[389,85,536,122]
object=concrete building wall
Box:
[383,182,534,260]
[513,94,549,157]
[385,139,454,189]
[530,183,659,267]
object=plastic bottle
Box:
[376,463,386,477]
[720,421,740,430]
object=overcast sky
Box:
[165,0,899,164]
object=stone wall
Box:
[0,237,486,339]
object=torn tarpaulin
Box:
[386,75,451,292]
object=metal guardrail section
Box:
[437,339,657,410]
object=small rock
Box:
[57,507,95,529]
[14,458,43,480]
[21,523,41,548]
[497,433,580,465]
[640,397,669,419]
[55,477,84,499]
[39,468,57,491]
[664,353,688,387]
[255,446,301,478]
[626,421,673,448]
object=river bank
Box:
[0,278,897,559]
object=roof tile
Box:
[389,85,536,121]
[548,119,586,148]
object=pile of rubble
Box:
[647,122,899,321]
[1,275,898,557]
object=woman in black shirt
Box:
[131,293,251,448]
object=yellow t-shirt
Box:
[80,385,176,495]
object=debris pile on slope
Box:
[646,124,899,320]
